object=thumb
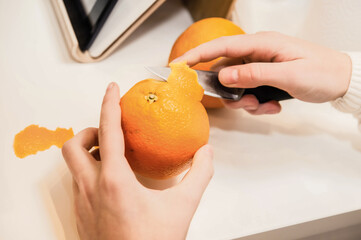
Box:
[177,144,214,202]
[219,62,294,90]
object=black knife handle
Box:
[243,86,293,103]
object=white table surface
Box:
[1,0,361,239]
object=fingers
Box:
[223,94,259,111]
[62,127,99,183]
[172,35,243,66]
[172,32,299,95]
[98,82,133,174]
[218,62,294,90]
[246,101,281,115]
[215,61,288,115]
[177,144,214,202]
[223,95,282,114]
[172,32,286,67]
[209,57,245,72]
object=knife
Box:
[145,66,293,103]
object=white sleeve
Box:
[331,52,361,131]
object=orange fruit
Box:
[120,62,209,179]
[169,17,245,108]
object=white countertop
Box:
[1,0,361,239]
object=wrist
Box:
[332,52,361,112]
[335,52,352,99]
[331,52,361,131]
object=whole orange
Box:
[169,17,245,108]
[120,62,209,179]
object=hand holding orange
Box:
[120,62,209,179]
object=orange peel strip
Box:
[13,125,74,158]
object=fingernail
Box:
[221,69,238,86]
[244,105,257,111]
[107,82,114,91]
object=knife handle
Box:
[243,86,293,103]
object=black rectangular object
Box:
[63,0,117,51]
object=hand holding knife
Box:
[146,67,293,103]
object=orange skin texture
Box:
[169,17,246,108]
[13,125,74,158]
[120,62,210,179]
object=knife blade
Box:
[145,66,293,103]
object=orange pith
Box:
[169,17,246,108]
[120,62,209,179]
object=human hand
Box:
[61,83,214,240]
[173,32,352,114]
